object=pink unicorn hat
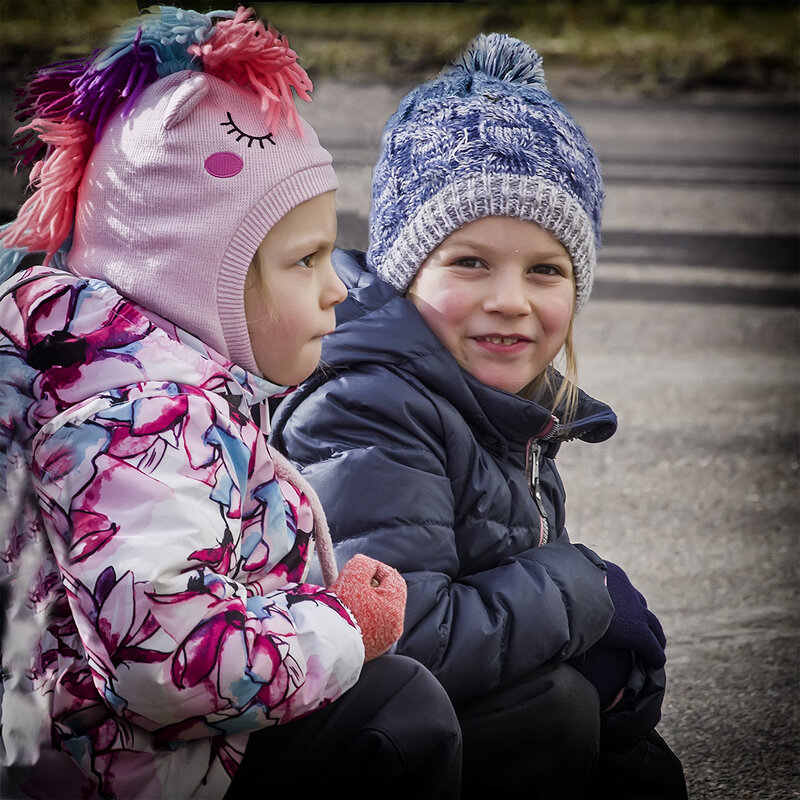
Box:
[0,5,338,373]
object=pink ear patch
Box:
[205,152,244,178]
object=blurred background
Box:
[1,3,798,800]
[1,0,798,222]
[2,0,799,225]
[1,0,798,89]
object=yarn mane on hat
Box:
[0,4,313,281]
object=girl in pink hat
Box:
[0,7,460,799]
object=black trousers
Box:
[455,662,687,800]
[456,662,600,799]
[588,728,687,800]
[224,654,462,800]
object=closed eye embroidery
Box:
[220,112,276,148]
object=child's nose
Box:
[323,259,347,307]
[484,274,529,315]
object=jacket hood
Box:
[280,249,616,452]
[66,71,337,376]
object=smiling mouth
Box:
[474,335,529,345]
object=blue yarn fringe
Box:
[94,6,229,75]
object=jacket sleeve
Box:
[31,385,364,740]
[275,370,613,703]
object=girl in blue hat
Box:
[273,33,687,799]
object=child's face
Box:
[407,216,574,395]
[245,191,345,384]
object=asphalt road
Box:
[299,81,800,799]
[1,75,797,798]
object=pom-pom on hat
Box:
[367,33,604,312]
[0,5,337,374]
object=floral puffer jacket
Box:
[0,266,364,799]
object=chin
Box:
[284,369,315,386]
[477,374,529,395]
[290,358,322,386]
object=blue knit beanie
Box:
[367,33,604,311]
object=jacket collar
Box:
[136,297,291,432]
[138,303,290,408]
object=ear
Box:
[163,73,210,131]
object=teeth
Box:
[483,336,518,345]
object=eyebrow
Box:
[289,235,335,255]
[439,238,571,261]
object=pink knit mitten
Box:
[331,554,407,661]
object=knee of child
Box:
[546,663,602,750]
[371,654,460,731]
[361,655,463,778]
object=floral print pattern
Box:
[0,266,363,799]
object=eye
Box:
[220,113,276,149]
[530,264,564,276]
[296,254,315,268]
[453,257,486,269]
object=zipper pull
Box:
[525,439,549,545]
[526,440,543,502]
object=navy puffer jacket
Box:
[272,250,618,703]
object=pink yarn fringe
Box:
[0,118,92,261]
[189,6,312,131]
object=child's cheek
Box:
[414,290,471,348]
[540,293,574,337]
[431,290,472,322]
[204,152,244,179]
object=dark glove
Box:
[602,561,666,670]
[568,643,633,710]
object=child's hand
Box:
[331,554,407,661]
[602,561,666,669]
[568,643,634,711]
[569,562,665,712]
